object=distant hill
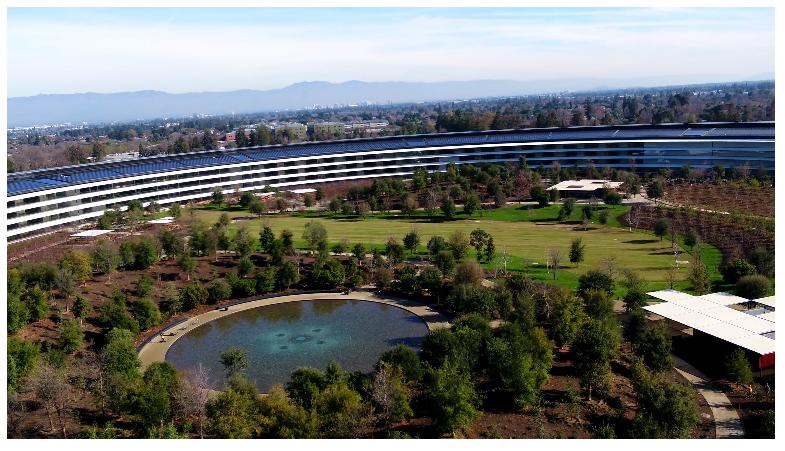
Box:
[6,77,772,127]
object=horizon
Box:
[8,7,775,98]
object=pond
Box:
[165,299,429,391]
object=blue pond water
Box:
[165,299,428,391]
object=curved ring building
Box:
[6,122,774,240]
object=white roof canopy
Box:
[71,229,112,237]
[644,290,776,356]
[753,296,775,309]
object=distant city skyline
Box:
[7,7,775,98]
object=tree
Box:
[573,318,621,400]
[547,248,563,280]
[463,193,481,216]
[577,269,615,299]
[276,261,300,290]
[258,384,318,438]
[91,240,119,281]
[653,218,670,241]
[130,298,162,331]
[374,267,394,291]
[721,258,756,284]
[99,293,140,334]
[233,227,255,258]
[57,320,84,353]
[249,198,267,219]
[724,348,753,385]
[8,337,40,393]
[378,345,424,384]
[531,185,549,207]
[402,230,420,256]
[128,362,179,429]
[400,194,417,216]
[684,229,699,249]
[177,253,197,281]
[133,237,159,270]
[371,363,414,429]
[259,225,276,253]
[454,260,484,286]
[103,328,142,399]
[636,323,673,372]
[385,237,405,265]
[180,283,209,311]
[351,243,366,262]
[206,375,263,438]
[689,259,712,295]
[646,179,665,200]
[551,296,587,348]
[211,188,225,206]
[72,295,92,326]
[168,203,182,219]
[630,362,699,438]
[24,285,50,321]
[59,250,92,285]
[27,360,74,437]
[621,269,647,312]
[487,325,553,407]
[441,196,456,219]
[425,362,480,434]
[208,279,233,304]
[447,230,470,260]
[559,198,576,220]
[735,274,771,299]
[237,255,254,278]
[280,229,295,255]
[569,237,585,266]
[175,364,212,438]
[220,347,249,377]
[302,221,328,252]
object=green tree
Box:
[91,240,119,281]
[206,375,263,438]
[630,361,699,438]
[425,362,480,434]
[622,270,648,312]
[8,337,40,392]
[385,237,405,264]
[103,327,142,383]
[130,298,162,331]
[551,296,587,348]
[724,349,753,385]
[128,362,179,429]
[689,259,712,295]
[302,221,328,252]
[72,295,92,326]
[220,347,249,377]
[569,237,585,266]
[177,252,197,281]
[463,193,481,216]
[487,325,553,407]
[259,226,276,253]
[441,196,456,220]
[276,261,300,290]
[721,259,756,285]
[233,227,255,258]
[208,279,233,304]
[577,269,615,299]
[59,250,93,285]
[211,188,225,206]
[168,202,182,219]
[57,320,84,353]
[24,285,50,322]
[636,323,673,372]
[573,318,621,400]
[258,384,318,438]
[646,179,665,200]
[180,283,209,311]
[249,198,267,219]
[378,345,424,384]
[653,218,670,241]
[99,293,140,334]
[447,230,470,260]
[735,274,771,299]
[403,230,420,256]
[133,237,159,269]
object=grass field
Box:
[188,202,721,294]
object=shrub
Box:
[180,283,209,310]
[577,270,615,299]
[735,274,771,300]
[130,298,162,330]
[721,258,756,284]
[208,279,233,304]
[57,320,84,353]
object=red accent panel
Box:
[759,353,775,369]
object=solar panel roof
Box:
[7,122,774,196]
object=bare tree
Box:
[371,364,395,429]
[547,248,563,281]
[7,390,27,437]
[665,265,679,290]
[601,255,619,280]
[175,363,213,438]
[27,361,73,438]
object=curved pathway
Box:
[672,356,744,438]
[138,289,450,369]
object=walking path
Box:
[672,356,744,439]
[138,289,451,369]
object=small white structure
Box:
[547,179,624,192]
[71,229,112,238]
[148,216,174,224]
[287,188,317,195]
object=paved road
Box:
[138,289,451,369]
[672,356,744,439]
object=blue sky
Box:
[7,7,775,97]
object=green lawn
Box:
[189,202,717,293]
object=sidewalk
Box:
[672,356,744,439]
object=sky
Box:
[6,7,775,97]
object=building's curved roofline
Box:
[7,121,774,196]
